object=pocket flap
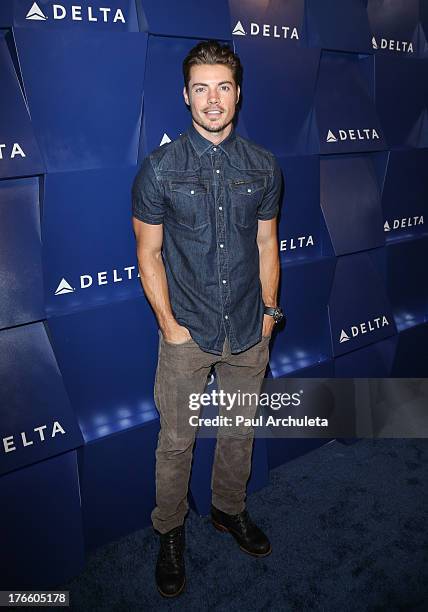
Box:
[170,181,208,196]
[230,177,266,195]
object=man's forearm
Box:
[258,240,280,308]
[137,251,178,333]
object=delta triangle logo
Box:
[159,133,171,146]
[26,2,48,20]
[232,21,246,36]
[384,221,391,232]
[339,329,350,343]
[55,278,74,295]
[372,36,378,50]
[326,130,338,143]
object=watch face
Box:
[273,308,283,323]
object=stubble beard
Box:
[191,109,235,134]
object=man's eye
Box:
[195,87,205,93]
[220,85,230,91]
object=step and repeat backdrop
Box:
[1,0,427,588]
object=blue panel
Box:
[270,258,335,377]
[138,0,230,38]
[79,421,158,550]
[14,28,146,172]
[375,55,428,149]
[392,323,428,376]
[0,32,44,179]
[329,251,397,357]
[422,1,428,56]
[315,52,386,154]
[0,322,83,477]
[230,0,304,43]
[229,0,318,155]
[367,0,419,57]
[42,167,142,316]
[334,336,398,376]
[1,0,138,31]
[0,451,84,589]
[385,237,428,331]
[142,36,203,158]
[382,150,428,242]
[305,0,372,53]
[47,298,159,443]
[0,177,45,329]
[278,155,326,263]
[320,154,385,255]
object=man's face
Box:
[183,64,240,137]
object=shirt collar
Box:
[186,122,236,158]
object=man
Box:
[132,40,284,598]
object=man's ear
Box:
[236,85,240,105]
[183,85,189,106]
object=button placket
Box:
[214,155,231,333]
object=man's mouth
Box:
[205,109,222,116]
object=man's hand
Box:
[162,323,192,344]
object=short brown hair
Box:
[183,40,243,91]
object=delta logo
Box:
[54,264,139,296]
[339,315,390,343]
[0,142,26,160]
[279,235,315,252]
[232,19,299,40]
[25,2,126,24]
[384,216,424,233]
[326,128,380,143]
[372,36,414,54]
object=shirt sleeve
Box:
[257,154,283,221]
[132,155,165,225]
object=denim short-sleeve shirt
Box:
[132,123,282,355]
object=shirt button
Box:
[247,188,252,193]
[222,279,227,284]
[218,206,222,210]
[224,315,228,320]
[220,243,224,248]
[216,169,220,174]
[213,147,217,151]
[190,189,195,194]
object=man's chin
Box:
[193,115,233,134]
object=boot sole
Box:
[211,519,272,557]
[157,576,186,598]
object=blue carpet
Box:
[60,439,428,611]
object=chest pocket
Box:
[229,177,266,229]
[169,180,210,230]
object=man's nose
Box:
[208,90,220,104]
